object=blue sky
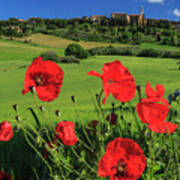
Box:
[0,0,180,21]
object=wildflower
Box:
[168,94,172,105]
[22,57,64,102]
[87,60,136,104]
[55,121,78,146]
[0,172,12,180]
[136,81,178,133]
[98,137,146,180]
[173,89,180,100]
[0,121,13,141]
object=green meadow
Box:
[0,37,180,126]
[0,35,180,179]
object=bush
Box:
[138,48,163,58]
[65,43,89,59]
[88,46,135,56]
[60,56,80,64]
[39,51,61,62]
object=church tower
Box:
[138,5,145,27]
[140,5,144,15]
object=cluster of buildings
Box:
[89,6,146,26]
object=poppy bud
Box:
[55,110,60,117]
[12,104,18,111]
[120,115,124,120]
[71,95,76,103]
[111,103,115,112]
[29,86,35,94]
[15,116,21,121]
[136,85,141,102]
[39,106,45,112]
[95,94,99,101]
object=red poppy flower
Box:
[98,137,146,180]
[55,121,78,146]
[22,56,64,102]
[106,113,117,125]
[0,121,13,141]
[87,60,136,104]
[136,82,178,133]
[0,172,12,180]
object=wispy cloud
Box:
[147,0,164,3]
[173,8,180,17]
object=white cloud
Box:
[147,0,164,3]
[173,8,180,17]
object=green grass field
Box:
[0,35,180,180]
[0,37,180,126]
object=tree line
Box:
[0,17,180,46]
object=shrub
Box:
[65,43,89,59]
[60,56,80,64]
[39,51,60,62]
[88,46,135,56]
[138,48,163,58]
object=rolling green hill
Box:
[0,38,179,127]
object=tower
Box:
[140,5,144,15]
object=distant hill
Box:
[0,17,180,47]
[15,33,128,49]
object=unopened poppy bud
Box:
[128,123,131,127]
[12,104,18,111]
[15,116,21,121]
[111,103,115,112]
[95,94,99,100]
[39,106,45,112]
[120,115,124,120]
[29,86,35,94]
[71,95,76,103]
[136,85,141,102]
[55,110,60,117]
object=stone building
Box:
[111,6,146,26]
[89,15,107,23]
[111,13,130,24]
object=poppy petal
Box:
[155,84,165,97]
[87,70,101,77]
[145,81,156,98]
[148,121,178,133]
[136,102,169,124]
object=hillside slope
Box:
[16,33,128,49]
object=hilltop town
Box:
[1,6,180,46]
[89,6,146,27]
